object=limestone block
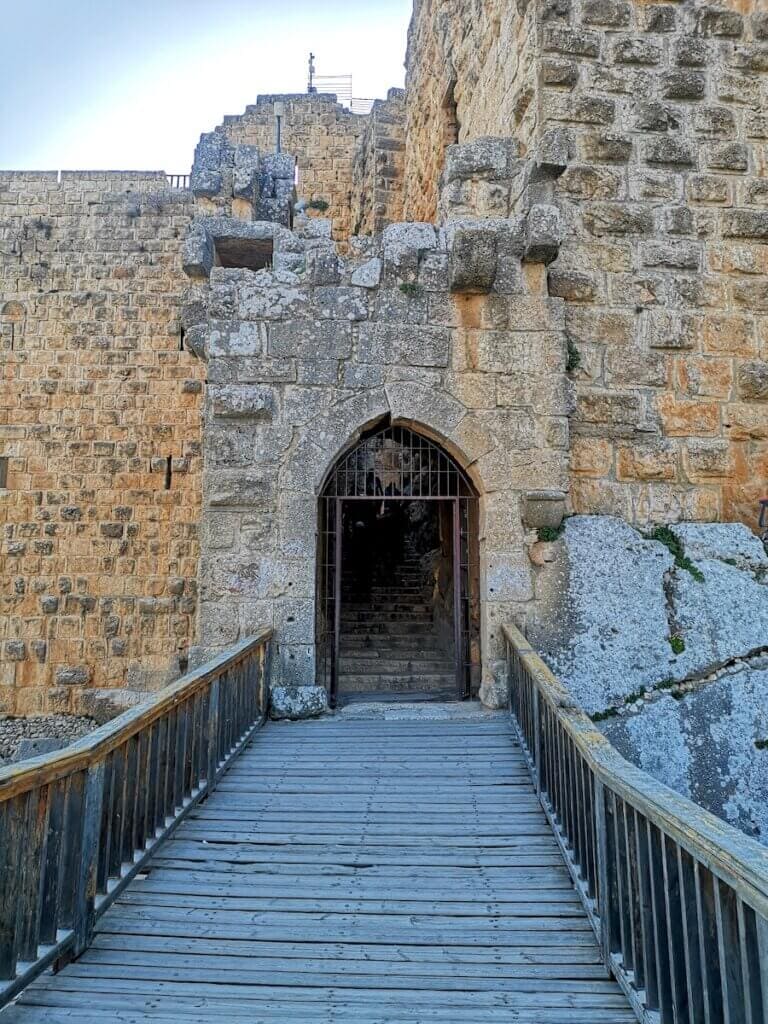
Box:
[443,137,515,183]
[208,322,266,358]
[269,320,352,360]
[382,223,438,278]
[312,287,368,322]
[233,145,260,200]
[307,249,341,286]
[190,132,226,198]
[209,384,275,420]
[270,685,328,721]
[357,323,450,367]
[737,361,768,401]
[74,688,145,725]
[448,224,498,293]
[523,204,564,264]
[521,491,567,530]
[55,666,91,687]
[205,470,275,508]
[385,381,465,439]
[485,553,534,602]
[183,223,215,280]
[350,258,382,288]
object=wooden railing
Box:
[0,630,271,1008]
[504,623,768,1024]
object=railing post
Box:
[207,678,221,788]
[757,914,768,1022]
[72,763,105,958]
[595,777,612,964]
[533,686,541,799]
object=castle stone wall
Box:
[185,208,570,707]
[0,172,202,715]
[401,0,768,531]
[208,95,367,242]
[402,0,540,223]
[351,89,407,236]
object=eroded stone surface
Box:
[532,514,768,844]
[270,685,328,721]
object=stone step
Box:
[338,689,459,705]
[337,673,458,691]
[342,603,433,613]
[341,623,441,636]
[339,658,455,675]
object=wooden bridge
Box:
[0,627,766,1022]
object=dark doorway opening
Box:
[317,424,480,708]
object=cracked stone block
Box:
[190,131,226,198]
[669,523,768,567]
[269,685,328,721]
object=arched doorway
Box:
[317,422,480,707]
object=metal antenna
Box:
[308,52,316,93]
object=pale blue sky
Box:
[1,1,411,172]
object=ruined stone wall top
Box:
[205,94,367,242]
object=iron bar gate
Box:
[316,424,479,707]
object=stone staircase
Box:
[337,559,458,703]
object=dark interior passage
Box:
[337,499,457,704]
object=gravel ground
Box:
[0,715,97,765]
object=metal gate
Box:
[316,424,480,707]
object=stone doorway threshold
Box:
[330,700,506,722]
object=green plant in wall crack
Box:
[566,338,581,374]
[646,525,705,582]
[755,738,768,751]
[399,282,424,299]
[669,635,685,655]
[308,198,330,212]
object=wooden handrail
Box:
[0,630,272,1008]
[504,622,768,1023]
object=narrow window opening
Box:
[164,456,173,490]
[214,236,274,272]
[442,78,460,148]
[0,457,8,489]
[179,326,186,352]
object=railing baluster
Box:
[18,785,49,963]
[72,763,105,957]
[678,845,705,1023]
[39,780,66,945]
[661,833,687,1023]
[0,795,25,979]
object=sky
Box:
[0,1,411,173]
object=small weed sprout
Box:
[399,282,424,299]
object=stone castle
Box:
[2,0,768,722]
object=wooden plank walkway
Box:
[2,706,636,1023]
